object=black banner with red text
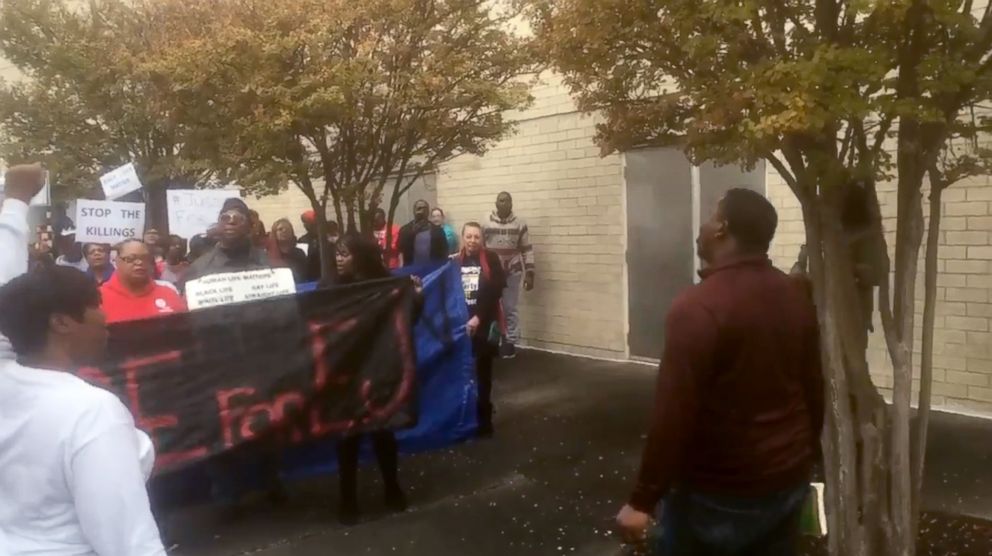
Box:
[79,278,418,475]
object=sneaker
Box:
[499,342,516,359]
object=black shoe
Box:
[338,499,360,526]
[499,342,516,359]
[476,423,494,438]
[384,486,408,513]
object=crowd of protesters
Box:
[0,162,546,554]
[0,159,830,556]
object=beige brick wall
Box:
[767,169,992,417]
[436,73,627,358]
[249,186,313,237]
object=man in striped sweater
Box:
[483,191,535,358]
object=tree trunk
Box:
[143,180,170,234]
[912,179,943,525]
[803,194,900,556]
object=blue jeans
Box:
[653,483,808,556]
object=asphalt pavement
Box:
[164,350,992,556]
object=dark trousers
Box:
[654,483,808,556]
[336,431,400,504]
[475,351,494,430]
[207,442,283,505]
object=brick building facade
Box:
[254,71,992,418]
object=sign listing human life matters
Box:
[185,268,298,310]
[75,200,146,245]
[99,162,144,200]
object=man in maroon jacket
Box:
[617,188,824,555]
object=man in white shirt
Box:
[0,165,165,556]
[0,164,40,360]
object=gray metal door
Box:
[624,149,695,360]
[698,161,766,221]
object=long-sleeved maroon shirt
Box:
[628,256,824,513]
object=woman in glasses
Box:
[100,239,187,324]
[182,198,271,286]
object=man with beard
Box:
[397,200,448,267]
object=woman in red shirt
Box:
[100,239,186,324]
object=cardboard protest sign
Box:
[75,200,146,244]
[100,163,143,200]
[77,278,419,475]
[167,189,238,240]
[185,268,298,310]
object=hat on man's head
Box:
[219,197,251,219]
[301,210,316,224]
[52,215,75,237]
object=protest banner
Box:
[77,277,419,475]
[146,263,475,505]
[281,261,477,477]
[167,189,238,240]
[75,200,146,244]
[185,268,298,310]
[100,163,144,200]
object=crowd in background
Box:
[21,192,537,361]
[0,163,541,555]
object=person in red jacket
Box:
[100,239,187,324]
[616,189,823,555]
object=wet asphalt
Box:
[163,350,992,556]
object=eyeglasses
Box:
[220,211,247,225]
[119,255,151,265]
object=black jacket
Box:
[458,249,505,349]
[278,246,309,284]
[299,233,325,282]
[183,242,270,286]
[398,221,448,266]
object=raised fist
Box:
[4,164,45,204]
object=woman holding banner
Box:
[456,222,505,438]
[328,233,423,525]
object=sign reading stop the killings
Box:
[75,200,146,245]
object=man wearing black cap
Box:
[183,198,270,285]
[53,220,88,272]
